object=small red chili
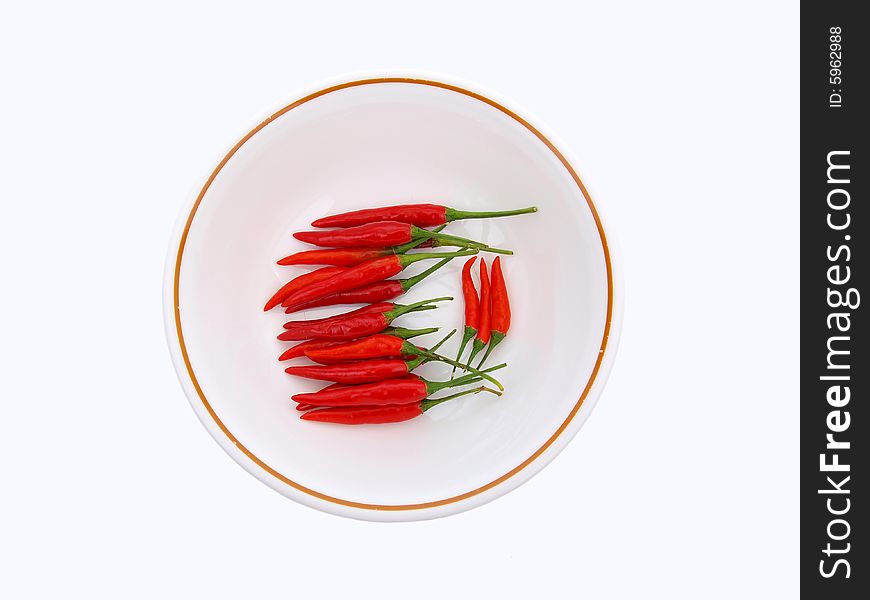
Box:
[478,256,511,367]
[294,221,490,250]
[294,383,346,410]
[466,258,491,366]
[284,331,454,384]
[296,325,505,389]
[277,297,450,341]
[452,256,479,374]
[263,266,345,311]
[277,226,448,267]
[292,366,504,408]
[310,203,538,229]
[278,326,436,362]
[278,339,346,362]
[283,257,451,313]
[277,249,476,309]
[300,386,499,425]
[303,329,425,364]
[280,299,392,319]
[288,359,421,385]
[277,248,386,268]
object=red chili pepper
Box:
[278,326,435,362]
[452,256,479,375]
[300,386,499,425]
[284,330,454,384]
[489,257,511,334]
[294,221,491,250]
[277,297,450,341]
[278,249,476,309]
[478,256,511,367]
[303,403,423,424]
[311,204,538,228]
[279,339,346,362]
[277,226,448,267]
[292,366,504,408]
[263,266,345,311]
[308,352,414,365]
[466,258,491,366]
[288,359,420,385]
[281,299,392,318]
[277,248,386,267]
[283,257,451,313]
[303,329,424,364]
[280,301,426,332]
[296,329,504,390]
[294,383,347,409]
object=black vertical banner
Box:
[802,3,867,596]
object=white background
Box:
[1,1,798,598]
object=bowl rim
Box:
[163,71,623,521]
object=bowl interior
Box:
[175,81,610,510]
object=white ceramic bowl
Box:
[164,75,622,521]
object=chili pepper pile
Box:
[265,202,532,425]
[458,256,512,369]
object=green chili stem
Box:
[393,225,447,254]
[397,249,478,268]
[478,246,514,255]
[429,329,456,352]
[445,206,538,222]
[422,362,507,394]
[406,330,456,370]
[451,325,477,378]
[466,338,486,369]
[402,342,504,390]
[425,237,514,255]
[420,386,501,412]
[386,296,452,321]
[405,305,438,314]
[410,226,488,249]
[459,364,507,385]
[384,326,439,339]
[433,241,514,255]
[477,331,506,369]
[400,258,452,292]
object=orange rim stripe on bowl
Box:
[173,78,614,511]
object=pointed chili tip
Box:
[264,295,278,311]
